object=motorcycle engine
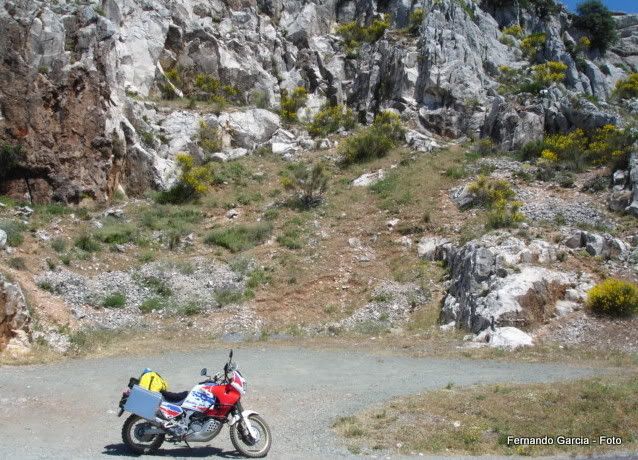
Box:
[184,417,223,442]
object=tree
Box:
[573,0,618,53]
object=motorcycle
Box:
[117,350,271,458]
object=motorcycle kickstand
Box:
[184,440,192,449]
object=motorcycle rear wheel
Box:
[230,414,272,458]
[122,414,165,454]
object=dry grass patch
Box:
[336,374,638,456]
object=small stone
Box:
[103,208,124,219]
[226,209,239,219]
[386,218,400,230]
[0,229,6,249]
[352,170,384,187]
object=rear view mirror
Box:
[200,368,208,376]
[229,349,233,359]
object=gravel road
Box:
[0,345,603,459]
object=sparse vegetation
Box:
[586,278,638,317]
[94,219,138,245]
[204,223,273,252]
[276,217,305,249]
[8,257,26,270]
[337,376,638,456]
[340,111,405,164]
[74,233,101,253]
[0,219,27,247]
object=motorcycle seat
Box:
[161,390,189,404]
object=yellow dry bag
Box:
[138,370,168,393]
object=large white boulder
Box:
[474,327,534,349]
[217,109,281,150]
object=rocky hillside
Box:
[0,0,637,358]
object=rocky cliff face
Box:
[1,0,637,203]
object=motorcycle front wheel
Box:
[230,414,272,458]
[122,414,165,454]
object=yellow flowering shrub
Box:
[540,149,558,162]
[155,152,215,204]
[468,176,516,206]
[587,278,638,317]
[280,86,308,123]
[502,24,524,38]
[614,73,638,100]
[578,36,591,48]
[175,153,213,195]
[532,61,568,86]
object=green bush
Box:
[204,223,273,252]
[466,176,523,229]
[339,111,405,164]
[177,302,202,316]
[155,153,214,204]
[139,297,163,314]
[336,14,390,55]
[520,32,547,60]
[160,66,185,99]
[8,257,26,270]
[486,199,524,229]
[280,86,308,123]
[280,162,329,207]
[51,238,67,253]
[102,292,126,309]
[573,0,618,53]
[408,8,424,35]
[614,73,638,100]
[193,73,241,106]
[0,219,27,247]
[502,24,524,38]
[74,233,101,252]
[198,120,222,154]
[586,278,638,317]
[307,104,356,137]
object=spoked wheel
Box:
[230,414,272,458]
[121,414,165,454]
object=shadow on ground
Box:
[102,443,241,458]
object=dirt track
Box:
[0,345,603,459]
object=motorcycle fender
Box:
[234,410,260,440]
